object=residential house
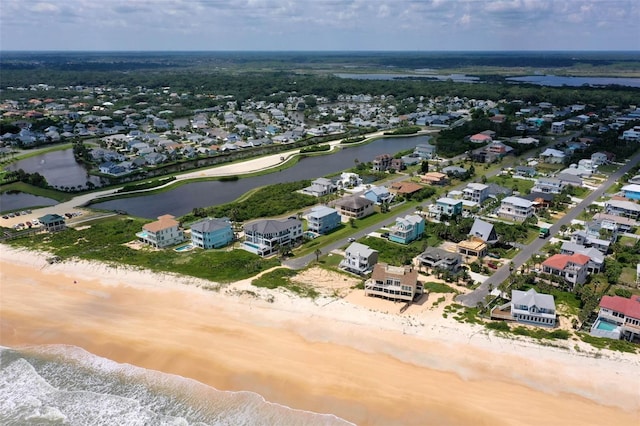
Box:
[390,181,424,198]
[467,219,498,244]
[491,288,556,327]
[557,172,583,187]
[365,263,422,302]
[417,247,461,272]
[372,154,393,171]
[190,218,233,249]
[390,158,405,171]
[335,172,363,189]
[242,218,303,257]
[621,184,640,201]
[462,183,489,204]
[431,197,463,218]
[605,199,640,220]
[442,165,467,177]
[486,183,513,199]
[532,177,564,194]
[515,166,537,178]
[388,214,425,244]
[38,213,66,232]
[522,192,554,212]
[470,133,492,143]
[592,213,638,233]
[414,142,436,159]
[497,196,534,222]
[305,206,341,234]
[457,239,488,258]
[137,214,184,248]
[362,186,393,205]
[590,295,640,342]
[335,195,375,219]
[340,242,378,275]
[590,152,609,166]
[571,230,611,254]
[551,121,565,134]
[560,241,605,273]
[542,253,590,288]
[516,137,539,146]
[420,172,449,185]
[301,177,336,197]
[539,148,566,164]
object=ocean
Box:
[0,345,353,426]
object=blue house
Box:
[362,186,393,205]
[305,206,341,234]
[622,184,640,201]
[190,218,234,249]
[389,214,425,244]
[431,198,463,218]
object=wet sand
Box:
[1,247,639,425]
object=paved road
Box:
[456,151,640,307]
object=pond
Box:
[92,135,431,219]
[0,191,57,213]
[6,149,102,190]
[506,75,640,88]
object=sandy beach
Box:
[1,245,639,425]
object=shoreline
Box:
[1,245,639,425]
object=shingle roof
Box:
[336,195,374,209]
[542,253,590,270]
[143,214,179,233]
[244,218,301,234]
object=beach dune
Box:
[1,246,639,425]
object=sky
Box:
[1,0,639,51]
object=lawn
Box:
[0,182,75,203]
[358,235,427,265]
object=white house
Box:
[491,288,556,327]
[497,196,534,222]
[340,242,378,275]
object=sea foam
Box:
[0,345,353,426]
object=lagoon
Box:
[92,135,431,219]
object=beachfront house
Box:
[388,214,425,245]
[38,213,66,232]
[491,288,556,327]
[242,218,302,257]
[417,247,461,272]
[560,241,605,273]
[364,263,422,302]
[340,242,378,275]
[541,253,590,288]
[190,218,233,249]
[137,214,185,248]
[497,196,534,222]
[590,295,640,342]
[305,206,341,235]
[335,195,375,219]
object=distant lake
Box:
[506,75,640,88]
[335,73,480,83]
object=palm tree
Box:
[314,248,322,263]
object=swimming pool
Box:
[595,319,619,331]
[174,244,194,252]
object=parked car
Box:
[2,216,8,220]
[487,253,500,259]
[487,262,498,269]
[347,237,355,242]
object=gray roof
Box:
[345,242,377,258]
[560,242,604,264]
[336,195,374,209]
[468,219,498,243]
[191,218,231,233]
[501,196,533,208]
[512,288,555,311]
[306,206,338,219]
[244,218,301,234]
